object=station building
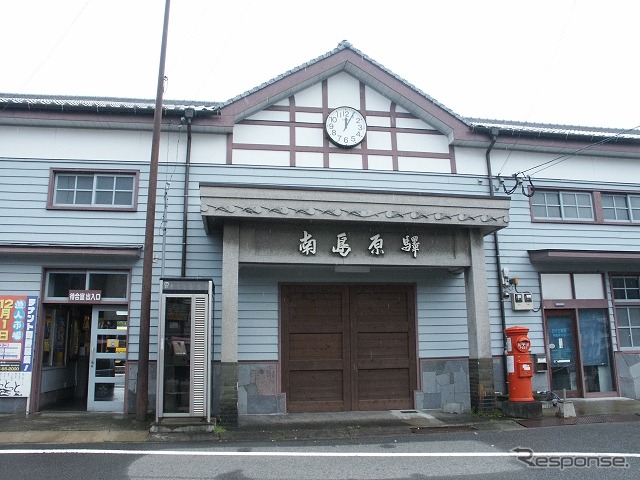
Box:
[1,42,639,421]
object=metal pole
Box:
[137,0,171,422]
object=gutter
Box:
[181,108,195,277]
[485,128,509,392]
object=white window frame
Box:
[532,190,594,221]
[602,193,640,223]
[611,275,640,350]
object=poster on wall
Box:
[0,295,39,403]
[547,316,575,367]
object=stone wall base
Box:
[127,361,157,415]
[469,358,496,413]
[215,362,239,426]
[416,358,471,411]
[616,352,640,399]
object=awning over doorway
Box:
[529,249,640,271]
[200,184,510,235]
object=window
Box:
[50,170,138,210]
[612,276,640,300]
[615,307,640,348]
[45,270,129,301]
[612,275,640,349]
[602,193,640,222]
[532,191,561,219]
[532,190,593,220]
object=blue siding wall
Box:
[493,176,640,356]
[0,158,148,244]
[0,262,43,296]
[2,154,499,363]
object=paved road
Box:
[1,421,638,479]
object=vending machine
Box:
[156,278,213,422]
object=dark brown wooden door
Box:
[281,284,416,412]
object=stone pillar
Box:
[220,221,239,424]
[465,229,495,412]
[218,362,239,426]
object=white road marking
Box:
[0,449,639,458]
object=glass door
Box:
[546,311,581,396]
[87,306,127,412]
[161,297,192,415]
[545,308,616,397]
[578,309,615,394]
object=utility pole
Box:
[137,0,171,422]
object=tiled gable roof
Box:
[469,118,640,141]
[0,93,221,115]
[1,41,638,144]
[220,41,467,123]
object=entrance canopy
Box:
[200,184,510,235]
[529,249,640,272]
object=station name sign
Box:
[299,231,420,258]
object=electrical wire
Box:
[21,0,92,91]
[496,124,640,198]
[496,3,577,177]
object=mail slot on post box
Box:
[504,326,534,402]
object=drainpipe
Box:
[181,108,195,277]
[485,127,509,393]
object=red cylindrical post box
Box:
[504,326,534,402]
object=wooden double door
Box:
[281,284,417,412]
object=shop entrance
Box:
[39,304,127,412]
[545,309,615,397]
[38,269,131,412]
[281,284,417,412]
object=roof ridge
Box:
[217,40,468,125]
[469,118,640,136]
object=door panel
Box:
[282,284,416,413]
[546,312,580,396]
[578,309,615,393]
[351,285,416,411]
[87,307,127,412]
[282,286,348,412]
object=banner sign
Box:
[0,295,39,399]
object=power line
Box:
[496,124,640,198]
[21,0,92,91]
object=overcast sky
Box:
[2,0,638,130]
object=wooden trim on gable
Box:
[289,96,296,167]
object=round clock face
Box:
[325,106,367,148]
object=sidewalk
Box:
[0,411,150,445]
[1,398,639,445]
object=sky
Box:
[1,0,639,130]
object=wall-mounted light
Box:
[184,107,195,120]
[334,266,370,273]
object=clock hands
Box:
[344,111,355,131]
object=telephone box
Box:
[504,326,534,402]
[156,278,213,422]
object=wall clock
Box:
[325,106,367,148]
